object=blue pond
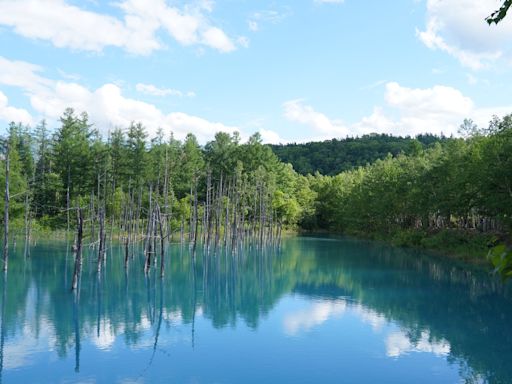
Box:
[0,236,511,383]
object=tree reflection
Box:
[0,238,511,383]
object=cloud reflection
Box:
[283,300,347,335]
[386,330,450,357]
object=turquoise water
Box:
[0,236,511,384]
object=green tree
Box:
[53,108,93,203]
[125,122,148,190]
[487,0,512,24]
[0,123,29,225]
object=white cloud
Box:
[356,82,475,136]
[247,8,290,32]
[0,0,238,54]
[259,128,283,144]
[284,82,512,139]
[201,27,236,52]
[0,56,239,143]
[385,82,473,117]
[135,83,195,98]
[0,90,33,125]
[35,82,239,142]
[417,0,512,69]
[0,56,51,93]
[283,99,350,139]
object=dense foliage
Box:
[305,115,512,270]
[0,108,315,234]
[270,134,450,176]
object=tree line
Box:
[0,108,315,255]
[305,116,512,274]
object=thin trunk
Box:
[71,208,84,291]
[2,144,9,272]
[192,178,199,253]
[97,209,105,273]
[90,191,95,242]
[224,180,230,248]
[156,204,165,278]
[214,173,223,251]
[189,183,194,243]
[163,149,169,241]
[66,166,71,234]
[144,210,154,274]
[136,187,142,240]
[180,215,184,245]
[24,193,30,258]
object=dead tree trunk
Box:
[163,148,171,242]
[144,209,154,274]
[24,192,30,258]
[66,166,71,234]
[97,209,105,273]
[71,208,84,291]
[192,178,199,253]
[156,204,165,278]
[2,143,9,272]
[90,191,95,242]
[189,183,194,243]
[124,193,134,268]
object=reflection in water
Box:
[283,297,389,336]
[0,272,5,382]
[0,236,510,383]
[283,300,347,335]
[386,330,450,358]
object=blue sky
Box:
[0,0,511,143]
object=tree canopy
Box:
[487,0,512,24]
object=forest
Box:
[270,133,451,176]
[1,109,511,276]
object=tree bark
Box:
[71,208,84,291]
[2,144,9,272]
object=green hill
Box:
[270,133,451,176]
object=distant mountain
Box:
[269,133,451,176]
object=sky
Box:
[0,0,511,144]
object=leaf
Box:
[488,243,512,281]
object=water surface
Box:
[1,236,511,383]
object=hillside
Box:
[270,133,451,176]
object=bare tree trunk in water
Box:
[144,211,153,274]
[90,191,95,241]
[71,208,84,291]
[189,183,194,243]
[23,193,28,255]
[97,209,105,273]
[156,204,165,278]
[180,215,184,245]
[66,166,71,234]
[192,179,199,253]
[2,144,9,272]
